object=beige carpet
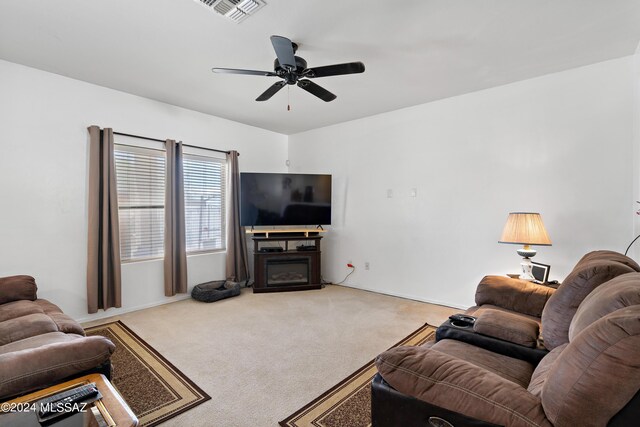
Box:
[279,323,436,427]
[82,285,459,426]
[85,321,210,426]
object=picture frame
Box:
[531,261,550,283]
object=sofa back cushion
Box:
[541,260,634,349]
[576,250,640,272]
[0,313,58,346]
[540,306,640,426]
[0,276,37,305]
[569,272,640,340]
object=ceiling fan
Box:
[212,35,365,103]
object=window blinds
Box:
[114,145,166,261]
[183,153,226,253]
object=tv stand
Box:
[246,228,327,239]
[250,231,324,293]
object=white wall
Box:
[1,55,636,319]
[0,59,288,322]
[289,56,637,309]
[632,47,640,262]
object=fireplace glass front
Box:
[266,258,310,287]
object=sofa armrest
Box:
[473,308,540,348]
[0,336,115,399]
[475,275,555,317]
[0,275,37,305]
[375,346,551,427]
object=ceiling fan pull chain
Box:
[287,85,291,111]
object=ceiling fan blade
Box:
[297,80,336,102]
[270,35,296,70]
[305,62,365,78]
[256,81,286,101]
[212,68,277,77]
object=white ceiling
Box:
[1,0,640,135]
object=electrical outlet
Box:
[364,262,370,270]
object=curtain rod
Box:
[113,131,236,156]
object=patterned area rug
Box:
[85,321,210,426]
[279,323,437,427]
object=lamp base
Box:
[517,247,537,258]
[519,257,535,280]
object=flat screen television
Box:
[240,173,332,226]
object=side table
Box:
[0,373,137,427]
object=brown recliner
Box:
[0,275,115,399]
[374,270,640,427]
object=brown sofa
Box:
[373,251,640,426]
[0,275,115,400]
[436,250,640,363]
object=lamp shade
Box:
[499,212,552,246]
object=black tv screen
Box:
[240,173,332,226]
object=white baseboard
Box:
[76,295,191,324]
[334,282,469,311]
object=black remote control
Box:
[36,383,102,423]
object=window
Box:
[114,145,166,262]
[113,140,226,262]
[183,153,226,253]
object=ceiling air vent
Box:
[195,0,266,23]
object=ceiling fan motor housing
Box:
[274,56,308,84]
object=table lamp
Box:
[499,212,552,280]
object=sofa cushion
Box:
[0,300,43,323]
[0,335,115,399]
[0,332,83,355]
[0,313,58,346]
[0,275,37,305]
[541,260,634,349]
[527,344,568,397]
[465,304,542,325]
[569,272,640,341]
[475,276,554,318]
[430,339,534,388]
[376,345,551,427]
[473,308,540,348]
[540,306,640,426]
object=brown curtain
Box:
[164,140,188,296]
[226,150,249,283]
[86,126,122,313]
